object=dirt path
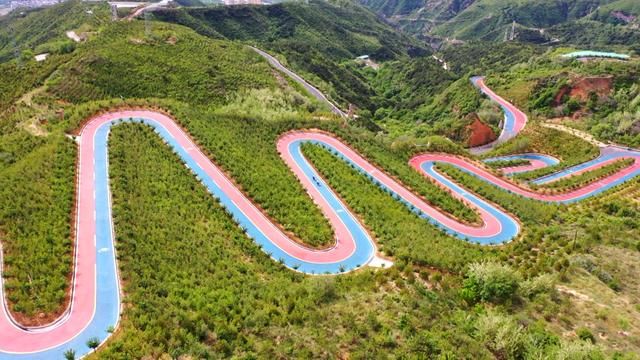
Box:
[541,122,608,147]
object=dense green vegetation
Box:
[440,41,545,75]
[90,115,618,358]
[359,0,640,50]
[0,135,75,319]
[152,1,508,142]
[435,163,559,226]
[548,20,640,51]
[47,21,278,105]
[485,158,531,169]
[486,125,600,181]
[0,56,66,111]
[153,0,427,111]
[0,0,110,63]
[433,0,618,41]
[301,142,487,266]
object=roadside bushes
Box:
[534,158,635,192]
[300,142,488,270]
[485,158,531,169]
[487,125,599,181]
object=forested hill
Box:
[358,0,640,49]
[152,0,429,111]
[0,0,110,63]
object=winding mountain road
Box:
[469,76,528,154]
[2,56,640,359]
[251,47,347,118]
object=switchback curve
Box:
[2,108,640,358]
[2,94,640,358]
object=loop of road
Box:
[1,83,640,358]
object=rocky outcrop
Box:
[554,75,614,106]
[465,113,497,147]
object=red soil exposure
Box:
[465,114,497,147]
[611,11,636,24]
[554,76,614,105]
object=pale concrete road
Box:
[251,47,347,118]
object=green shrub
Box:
[461,262,521,304]
[476,312,527,359]
[86,336,100,349]
[552,340,604,360]
[63,349,76,360]
[576,327,596,344]
[519,274,557,299]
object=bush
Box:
[552,340,604,360]
[63,349,76,360]
[476,312,527,359]
[461,262,521,304]
[86,337,100,349]
[519,274,556,299]
[576,327,596,344]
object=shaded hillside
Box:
[357,0,475,36]
[434,0,610,40]
[359,0,640,49]
[440,41,544,74]
[153,1,524,145]
[152,0,428,110]
[358,0,474,18]
[547,20,640,52]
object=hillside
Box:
[0,1,640,359]
[152,0,428,111]
[487,51,640,147]
[0,0,110,63]
[153,1,503,143]
[358,0,640,49]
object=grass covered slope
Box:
[47,21,277,105]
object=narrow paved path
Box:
[251,47,347,117]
